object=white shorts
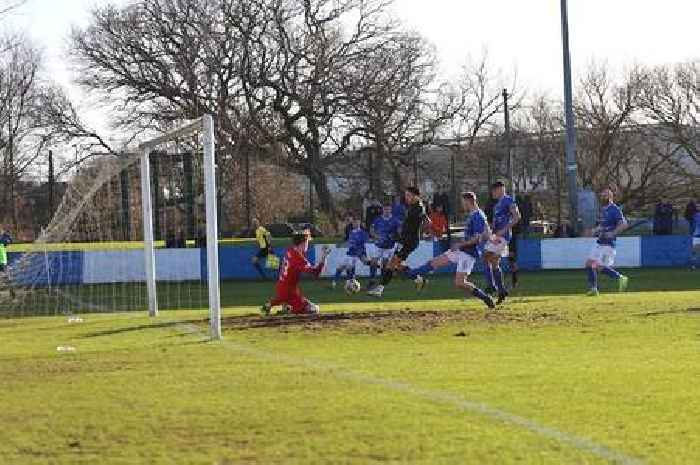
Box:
[372,247,395,262]
[484,237,509,258]
[444,250,477,275]
[341,255,366,269]
[588,244,616,267]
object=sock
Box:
[253,261,266,279]
[381,268,394,286]
[347,267,356,280]
[494,267,506,294]
[407,263,434,279]
[369,263,378,280]
[472,288,492,306]
[587,267,597,289]
[512,269,519,287]
[601,267,621,280]
[334,268,343,281]
[484,266,495,289]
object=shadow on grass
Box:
[634,307,700,318]
[80,318,208,338]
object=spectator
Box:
[428,204,449,253]
[433,189,450,219]
[392,194,406,223]
[517,194,533,238]
[165,230,176,248]
[684,200,698,236]
[364,197,382,231]
[343,215,354,242]
[554,222,573,238]
[175,230,187,248]
[653,198,674,235]
[0,227,12,273]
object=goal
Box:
[0,115,222,340]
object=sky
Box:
[5,0,700,138]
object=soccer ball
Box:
[345,279,361,295]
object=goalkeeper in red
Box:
[261,229,330,316]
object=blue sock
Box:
[601,267,621,280]
[407,263,434,279]
[253,262,266,279]
[587,267,597,289]
[493,267,506,294]
[484,266,495,289]
[472,288,492,306]
[369,264,377,280]
[347,267,356,280]
[334,268,343,281]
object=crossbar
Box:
[138,119,204,150]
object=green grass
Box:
[1,269,699,464]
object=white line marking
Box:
[176,322,645,465]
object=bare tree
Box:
[573,62,693,210]
[637,61,699,164]
[345,30,456,196]
[443,53,520,192]
[238,0,405,217]
[0,36,52,227]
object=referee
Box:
[368,187,429,297]
[251,218,272,279]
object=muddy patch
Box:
[219,309,562,334]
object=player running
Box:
[483,181,521,305]
[251,218,272,279]
[585,188,630,296]
[261,229,330,316]
[332,216,371,289]
[368,187,429,297]
[368,203,401,288]
[404,192,495,309]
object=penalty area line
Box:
[175,322,645,465]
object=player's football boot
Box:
[496,290,508,305]
[485,295,496,310]
[414,275,427,291]
[586,288,600,297]
[276,305,291,316]
[260,302,272,316]
[618,275,629,292]
[367,285,384,297]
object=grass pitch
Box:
[1,270,699,465]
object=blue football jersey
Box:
[463,209,488,257]
[597,203,625,247]
[372,216,401,249]
[493,195,517,242]
[392,203,406,222]
[346,228,369,257]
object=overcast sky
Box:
[7,0,700,135]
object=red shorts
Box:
[270,284,308,314]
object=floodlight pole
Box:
[203,114,222,340]
[561,0,579,233]
[140,148,158,317]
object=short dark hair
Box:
[461,191,477,202]
[406,186,420,196]
[292,230,311,245]
[491,181,505,189]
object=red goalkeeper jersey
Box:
[277,247,323,288]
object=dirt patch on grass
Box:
[220,309,562,334]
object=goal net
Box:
[0,115,222,339]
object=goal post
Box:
[139,114,222,339]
